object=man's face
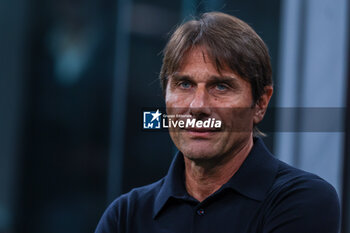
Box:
[165,47,260,163]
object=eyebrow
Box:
[207,75,239,85]
[171,73,240,86]
[170,74,191,82]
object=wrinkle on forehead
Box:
[178,46,235,79]
[178,46,235,77]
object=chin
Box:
[181,146,220,162]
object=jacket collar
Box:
[153,137,279,218]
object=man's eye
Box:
[215,83,228,91]
[179,81,192,89]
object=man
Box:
[95,12,340,233]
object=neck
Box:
[184,137,253,202]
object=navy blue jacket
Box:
[95,138,340,233]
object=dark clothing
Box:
[95,138,340,233]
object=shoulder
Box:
[107,178,164,213]
[262,160,340,233]
[94,179,164,233]
[272,160,339,200]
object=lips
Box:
[183,127,220,138]
[185,127,219,132]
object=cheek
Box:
[166,92,192,110]
[218,109,254,131]
[165,94,177,106]
[165,94,178,115]
[166,89,180,104]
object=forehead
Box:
[179,47,215,70]
[177,46,235,78]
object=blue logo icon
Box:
[143,109,162,129]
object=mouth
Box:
[183,127,220,138]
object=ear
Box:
[253,85,273,124]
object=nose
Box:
[189,86,211,118]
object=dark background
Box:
[1,0,348,232]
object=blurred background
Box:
[0,0,349,232]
